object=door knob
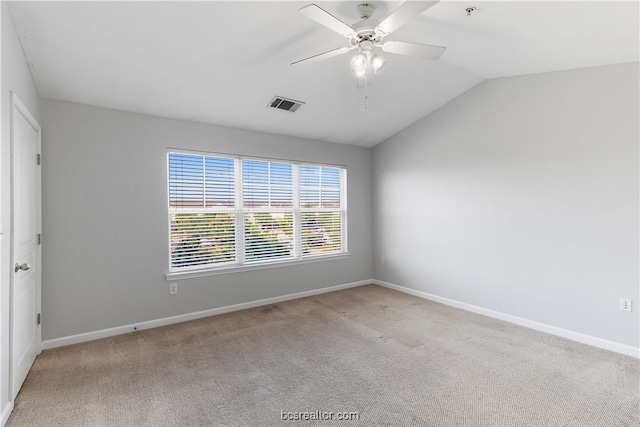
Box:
[14,263,30,273]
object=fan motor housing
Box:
[351,22,382,47]
[351,4,383,46]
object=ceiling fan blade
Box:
[382,41,446,60]
[291,46,352,66]
[299,4,357,38]
[376,1,439,36]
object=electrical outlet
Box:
[620,298,632,312]
[169,283,178,295]
[380,256,385,264]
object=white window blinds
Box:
[243,160,295,262]
[169,154,236,267]
[168,152,346,272]
[300,165,344,255]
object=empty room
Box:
[1,0,638,425]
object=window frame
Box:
[166,150,349,279]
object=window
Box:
[300,165,343,255]
[168,152,347,273]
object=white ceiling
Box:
[7,0,639,147]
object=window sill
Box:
[165,253,351,281]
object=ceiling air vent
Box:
[268,96,304,113]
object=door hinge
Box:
[37,233,42,245]
[37,313,41,325]
[36,153,41,165]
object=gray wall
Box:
[40,99,373,341]
[1,0,41,419]
[373,63,639,348]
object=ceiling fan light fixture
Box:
[350,52,368,73]
[370,54,387,73]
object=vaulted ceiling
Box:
[7,0,639,147]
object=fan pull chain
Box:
[364,73,369,109]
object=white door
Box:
[10,93,41,400]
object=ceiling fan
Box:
[291,1,446,81]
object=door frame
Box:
[9,92,42,399]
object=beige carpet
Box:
[7,285,639,426]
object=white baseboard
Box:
[41,278,639,358]
[42,280,371,350]
[374,279,640,359]
[1,401,14,427]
